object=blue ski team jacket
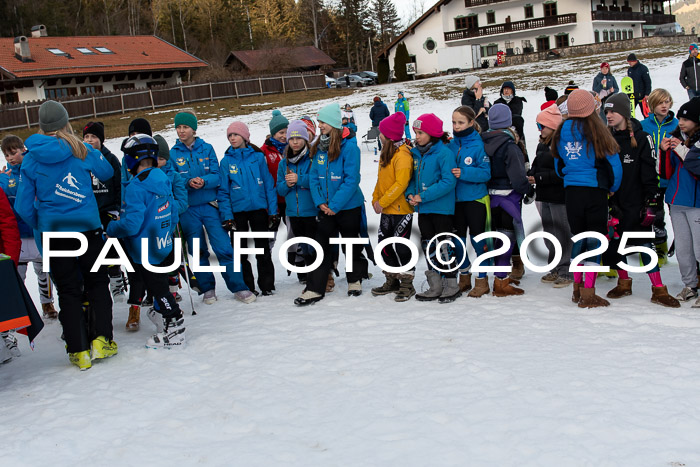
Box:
[170,137,220,207]
[160,159,189,216]
[217,145,277,220]
[277,150,319,218]
[406,140,457,215]
[554,119,622,193]
[107,167,178,265]
[15,134,114,233]
[309,133,364,213]
[448,130,491,202]
[0,162,33,237]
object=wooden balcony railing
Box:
[445,13,577,42]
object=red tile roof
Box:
[0,35,208,79]
[225,46,335,72]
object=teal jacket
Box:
[406,140,457,214]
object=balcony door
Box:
[544,2,557,17]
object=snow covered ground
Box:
[4,46,700,466]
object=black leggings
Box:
[377,213,414,269]
[132,249,181,319]
[233,209,275,293]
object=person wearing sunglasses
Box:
[461,75,490,132]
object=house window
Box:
[95,47,114,54]
[486,11,496,24]
[522,39,533,52]
[616,30,622,40]
[467,14,478,29]
[536,36,550,52]
[113,83,135,90]
[455,17,468,30]
[622,30,627,40]
[594,30,600,43]
[628,29,633,39]
[603,30,609,41]
[555,34,569,48]
[480,44,498,56]
[47,48,67,55]
[0,92,19,104]
[524,5,534,18]
[424,38,437,52]
[80,85,103,94]
[44,88,77,99]
[543,2,557,17]
[76,47,95,55]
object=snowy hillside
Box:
[4,46,700,466]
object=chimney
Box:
[31,24,47,37]
[14,36,32,62]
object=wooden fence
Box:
[0,73,326,131]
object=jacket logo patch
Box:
[464,156,473,165]
[8,178,16,188]
[230,165,239,174]
[158,201,170,213]
[317,155,325,165]
[623,154,634,164]
[564,142,583,160]
[176,157,186,167]
[62,173,80,189]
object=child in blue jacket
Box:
[277,120,318,276]
[15,100,115,370]
[107,134,185,348]
[406,113,459,303]
[552,89,622,308]
[448,106,491,298]
[170,111,255,305]
[294,103,368,306]
[218,121,278,296]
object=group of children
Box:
[3,64,700,368]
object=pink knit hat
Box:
[379,112,407,141]
[412,113,444,138]
[536,104,562,131]
[227,121,250,142]
[566,89,596,118]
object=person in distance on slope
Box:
[370,112,415,302]
[462,75,490,131]
[15,100,116,370]
[494,81,527,141]
[602,93,679,308]
[394,91,412,139]
[551,90,622,308]
[448,106,491,298]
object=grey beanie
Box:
[153,134,170,161]
[603,92,631,120]
[464,75,480,90]
[39,100,69,133]
[488,103,512,129]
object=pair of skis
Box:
[620,76,650,119]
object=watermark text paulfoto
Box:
[41,230,658,274]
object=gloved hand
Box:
[268,214,281,231]
[523,184,536,205]
[222,219,236,232]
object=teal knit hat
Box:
[317,103,342,129]
[174,112,197,131]
[269,109,289,136]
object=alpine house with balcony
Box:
[378,0,674,76]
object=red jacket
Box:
[0,187,21,265]
[261,139,285,209]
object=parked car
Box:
[356,71,378,84]
[336,75,368,88]
[325,75,337,88]
[350,74,374,86]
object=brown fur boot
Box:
[326,273,335,293]
[607,278,632,299]
[572,281,582,303]
[468,277,490,297]
[510,255,525,281]
[458,273,472,292]
[578,287,610,308]
[493,276,524,297]
[651,285,681,308]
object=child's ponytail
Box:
[42,123,88,160]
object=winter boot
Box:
[438,277,462,303]
[493,276,524,297]
[69,350,92,370]
[109,274,127,303]
[1,332,20,357]
[650,285,681,308]
[458,272,472,292]
[126,305,140,332]
[578,287,610,308]
[203,289,217,305]
[147,308,165,333]
[326,273,335,293]
[676,286,698,302]
[235,290,257,303]
[572,281,582,303]
[606,278,632,299]
[510,255,525,281]
[41,302,58,320]
[371,272,400,296]
[348,281,362,297]
[146,316,186,349]
[395,273,416,302]
[294,290,323,306]
[468,277,490,298]
[415,270,443,301]
[91,336,118,360]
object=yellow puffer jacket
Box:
[372,144,414,215]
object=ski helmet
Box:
[122,134,159,175]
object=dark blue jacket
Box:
[309,130,364,213]
[369,100,390,127]
[107,167,177,265]
[482,129,530,195]
[0,162,32,237]
[170,137,220,207]
[448,129,490,201]
[16,134,113,233]
[218,145,277,220]
[554,119,622,193]
[277,149,318,217]
[627,62,652,99]
[93,145,122,215]
[406,140,457,215]
[161,159,189,216]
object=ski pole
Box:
[177,223,197,316]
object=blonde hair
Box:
[647,88,673,114]
[39,122,88,160]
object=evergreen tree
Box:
[393,42,410,82]
[377,57,390,84]
[372,0,400,50]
